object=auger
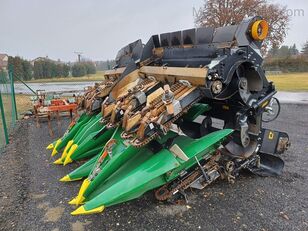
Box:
[48,16,290,216]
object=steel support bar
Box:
[9,71,18,121]
[13,74,37,96]
[0,90,9,145]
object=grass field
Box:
[15,94,33,114]
[1,94,33,126]
[21,71,308,91]
[267,72,308,91]
[0,94,33,147]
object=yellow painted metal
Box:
[51,139,62,156]
[74,178,91,205]
[46,143,54,150]
[63,144,78,166]
[68,197,78,205]
[53,158,64,165]
[59,175,81,182]
[71,205,105,215]
[60,140,74,160]
[251,20,269,41]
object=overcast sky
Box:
[1,0,307,62]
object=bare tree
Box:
[195,0,290,51]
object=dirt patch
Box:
[43,206,65,222]
[70,220,92,231]
[156,204,191,216]
[31,193,47,200]
[37,202,50,210]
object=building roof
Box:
[0,53,8,59]
[31,56,62,65]
[0,53,8,69]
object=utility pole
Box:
[74,52,83,62]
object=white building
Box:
[0,53,8,71]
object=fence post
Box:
[0,90,9,145]
[9,69,18,121]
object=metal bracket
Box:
[194,156,210,182]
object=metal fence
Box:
[0,70,18,150]
[0,68,92,151]
[0,68,37,150]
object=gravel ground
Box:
[0,104,307,231]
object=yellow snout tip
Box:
[59,175,71,182]
[53,158,64,165]
[51,149,58,157]
[46,143,54,150]
[63,157,73,166]
[74,178,91,205]
[51,139,62,156]
[71,205,105,216]
[68,197,78,205]
[61,140,74,159]
[63,144,78,166]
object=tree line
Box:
[33,60,70,79]
[8,56,33,81]
[95,60,116,71]
[71,62,96,77]
[264,41,308,72]
[7,56,97,80]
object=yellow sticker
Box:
[262,100,269,108]
[268,131,274,140]
[222,105,229,110]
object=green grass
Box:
[268,72,308,91]
[1,94,33,126]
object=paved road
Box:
[0,104,307,231]
[275,92,308,104]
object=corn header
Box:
[47,17,290,215]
